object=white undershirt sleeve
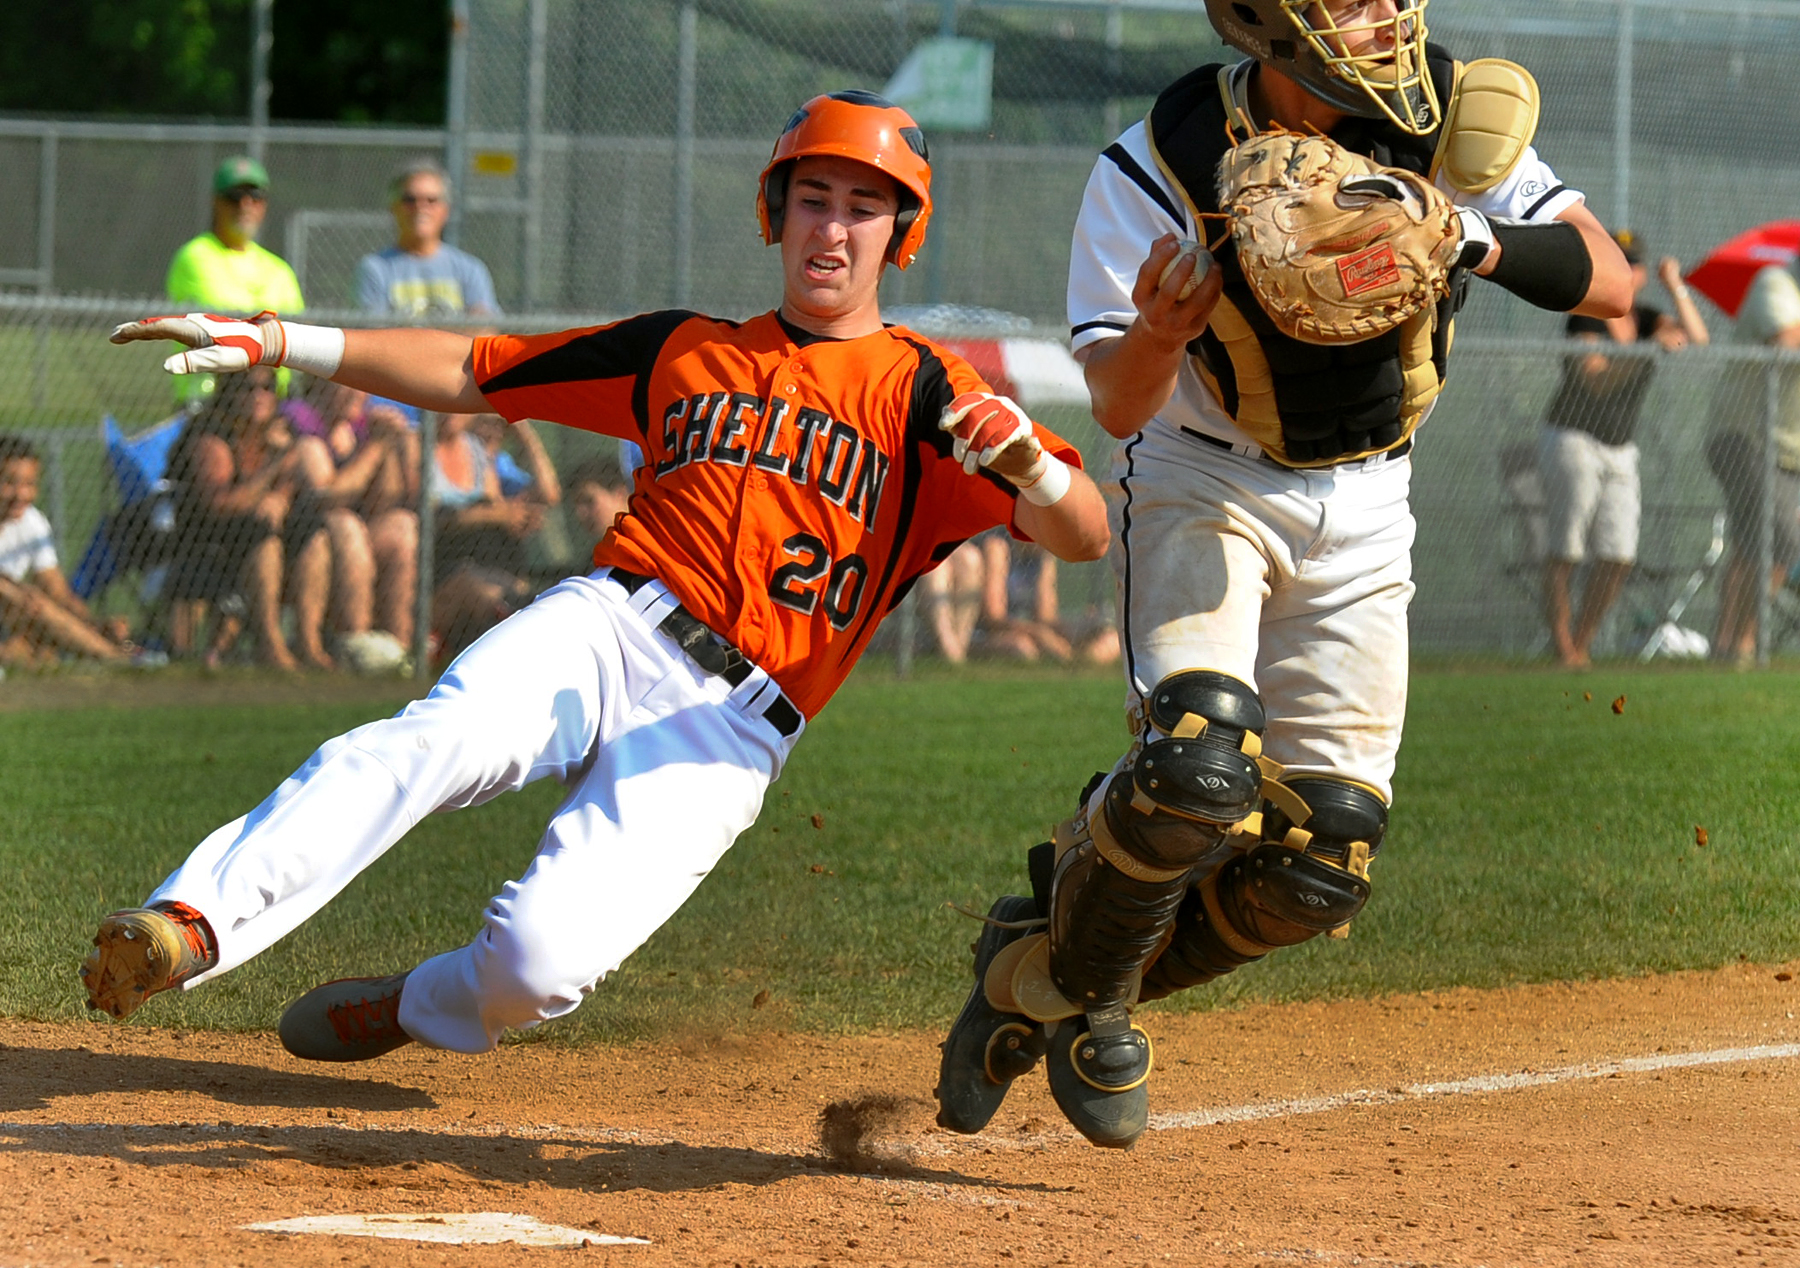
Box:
[1452,143,1584,223]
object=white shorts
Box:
[1537,425,1640,564]
[1107,424,1416,801]
[150,569,802,1054]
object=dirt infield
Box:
[6,962,1799,1267]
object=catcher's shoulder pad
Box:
[1431,58,1541,195]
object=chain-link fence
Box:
[0,295,1124,678]
[4,295,1798,680]
[6,0,1800,326]
[4,0,1800,681]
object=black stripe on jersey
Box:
[844,338,954,649]
[1072,319,1129,338]
[1522,184,1568,219]
[477,309,699,437]
[1102,142,1184,230]
[1118,430,1143,690]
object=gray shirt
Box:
[354,244,500,317]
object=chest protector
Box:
[1145,46,1536,467]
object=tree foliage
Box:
[270,0,447,124]
[0,0,446,123]
[0,1,252,116]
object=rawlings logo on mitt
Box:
[1219,131,1461,345]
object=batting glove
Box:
[939,391,1073,506]
[108,312,345,378]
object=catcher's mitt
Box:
[1219,131,1461,345]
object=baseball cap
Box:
[213,155,270,195]
[1612,229,1644,265]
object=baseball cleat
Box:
[1045,1017,1152,1149]
[279,973,414,1062]
[80,902,218,1020]
[934,894,1048,1134]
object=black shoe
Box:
[1046,1014,1151,1149]
[934,895,1047,1134]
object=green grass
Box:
[3,662,1797,1044]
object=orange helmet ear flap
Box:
[756,90,934,269]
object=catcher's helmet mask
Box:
[758,90,934,269]
[1206,0,1440,135]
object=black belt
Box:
[1182,428,1411,466]
[609,568,802,738]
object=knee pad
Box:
[1217,775,1385,944]
[1128,670,1268,830]
[1139,777,1386,1001]
[1047,672,1268,1010]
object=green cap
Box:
[213,155,270,195]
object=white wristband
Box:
[276,322,346,378]
[1017,453,1073,507]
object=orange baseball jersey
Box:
[473,310,1084,719]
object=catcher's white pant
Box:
[1109,422,1415,801]
[149,570,802,1054]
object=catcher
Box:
[936,0,1631,1148]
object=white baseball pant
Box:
[1107,423,1416,801]
[148,569,802,1054]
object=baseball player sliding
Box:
[84,92,1109,1062]
[936,0,1633,1148]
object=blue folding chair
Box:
[70,413,186,600]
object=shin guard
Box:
[1048,670,1268,1011]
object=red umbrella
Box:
[1685,220,1800,318]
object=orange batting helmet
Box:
[757,90,933,270]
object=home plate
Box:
[244,1212,649,1246]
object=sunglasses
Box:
[221,188,268,204]
[398,193,444,206]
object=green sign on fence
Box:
[883,38,994,132]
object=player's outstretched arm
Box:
[1081,234,1221,439]
[335,328,487,412]
[939,393,1109,562]
[109,313,490,414]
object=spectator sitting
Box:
[163,368,340,671]
[469,412,561,510]
[429,413,552,660]
[285,378,422,651]
[564,454,632,559]
[0,435,138,668]
[165,155,304,401]
[922,538,986,664]
[355,159,499,318]
[1538,230,1708,667]
[1708,258,1800,664]
[975,533,1074,663]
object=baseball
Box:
[1157,239,1212,300]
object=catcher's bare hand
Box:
[1131,234,1220,350]
[109,311,286,376]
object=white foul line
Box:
[1148,1042,1800,1132]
